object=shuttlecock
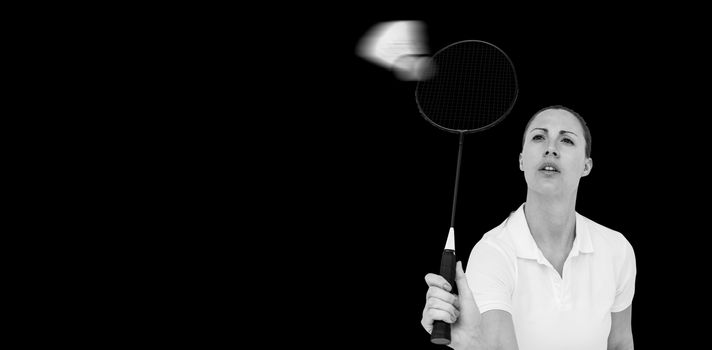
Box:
[356,20,433,81]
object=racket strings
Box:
[416,41,517,132]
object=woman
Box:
[421,106,636,350]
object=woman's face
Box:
[519,109,592,198]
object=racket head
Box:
[415,40,518,134]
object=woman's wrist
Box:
[452,325,488,350]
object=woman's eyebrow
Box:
[529,127,578,137]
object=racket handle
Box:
[430,249,458,345]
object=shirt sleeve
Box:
[611,239,636,312]
[465,239,516,314]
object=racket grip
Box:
[430,249,458,345]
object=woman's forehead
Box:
[529,109,583,134]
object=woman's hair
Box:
[522,105,592,158]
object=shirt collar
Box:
[573,211,594,255]
[506,203,594,261]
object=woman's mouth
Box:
[538,163,560,175]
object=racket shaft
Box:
[431,249,457,345]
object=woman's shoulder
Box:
[578,213,634,255]
[474,215,518,258]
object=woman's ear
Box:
[582,157,593,177]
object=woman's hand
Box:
[422,261,483,349]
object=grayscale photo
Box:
[269,12,706,350]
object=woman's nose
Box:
[545,142,559,157]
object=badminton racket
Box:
[415,40,518,345]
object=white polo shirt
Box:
[466,204,636,350]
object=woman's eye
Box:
[532,135,544,141]
[562,138,574,145]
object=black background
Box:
[272,13,707,349]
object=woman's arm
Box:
[607,305,633,350]
[422,262,519,350]
[479,310,519,350]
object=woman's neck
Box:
[524,192,577,252]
